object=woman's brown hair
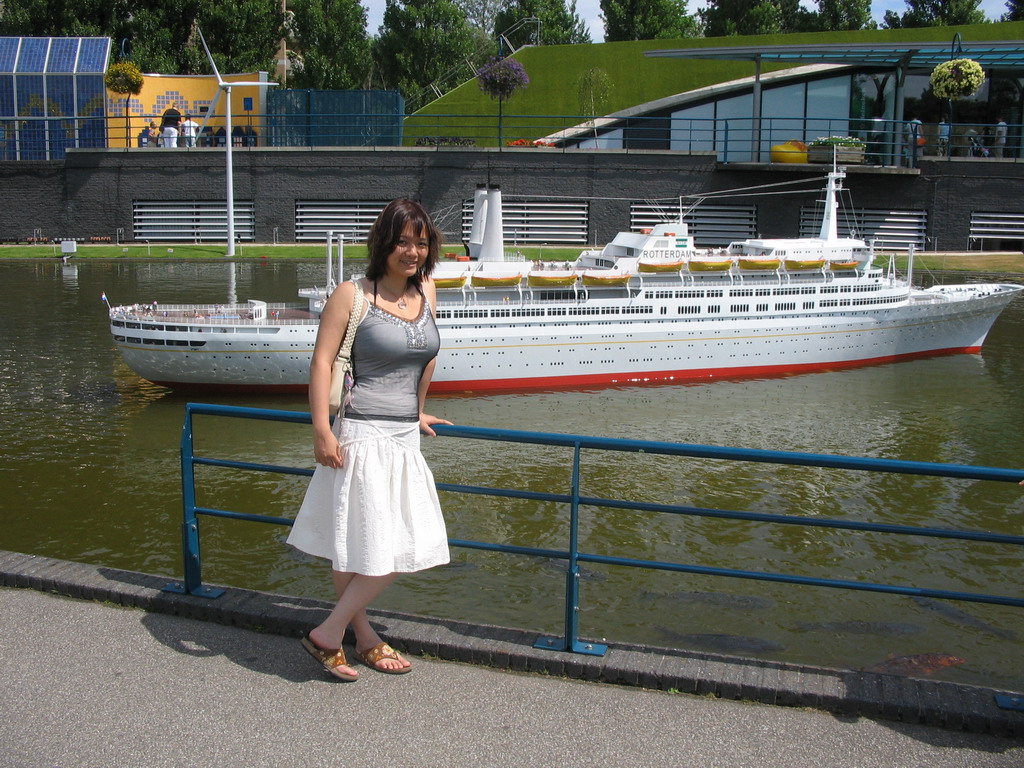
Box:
[364,198,440,285]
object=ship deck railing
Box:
[169,402,1024,708]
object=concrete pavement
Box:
[1,551,1022,767]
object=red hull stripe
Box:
[150,346,981,395]
[430,347,982,393]
[150,380,308,394]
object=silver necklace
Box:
[377,281,408,309]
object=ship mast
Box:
[818,165,845,243]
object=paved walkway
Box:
[1,552,1022,767]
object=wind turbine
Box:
[198,29,277,257]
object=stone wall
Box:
[1,147,1021,250]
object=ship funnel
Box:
[468,184,487,259]
[479,184,505,262]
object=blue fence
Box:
[170,402,1024,664]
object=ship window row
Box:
[852,295,902,306]
[820,284,880,294]
[773,287,816,296]
[569,306,623,315]
[677,306,701,315]
[622,306,653,314]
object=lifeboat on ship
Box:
[470,271,525,288]
[638,259,687,273]
[434,274,468,290]
[686,259,734,272]
[828,260,860,271]
[527,270,578,287]
[739,258,782,270]
[582,270,632,287]
[784,259,826,271]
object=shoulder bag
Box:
[328,280,366,416]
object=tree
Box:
[287,0,371,89]
[373,0,476,103]
[701,0,819,36]
[0,0,285,77]
[1005,0,1024,21]
[0,0,127,36]
[105,60,144,146]
[193,1,287,74]
[577,66,610,140]
[456,0,506,36]
[882,0,988,28]
[816,0,875,31]
[601,0,699,40]
[577,67,611,116]
[495,0,592,47]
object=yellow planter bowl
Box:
[771,141,808,164]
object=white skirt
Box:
[287,417,450,576]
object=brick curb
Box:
[2,549,1021,736]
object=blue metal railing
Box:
[3,113,1018,165]
[169,402,1024,659]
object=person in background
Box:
[937,119,950,157]
[138,122,156,148]
[180,114,199,148]
[160,104,181,148]
[160,120,178,149]
[903,116,922,166]
[993,117,1008,158]
[287,198,452,681]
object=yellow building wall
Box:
[105,72,269,148]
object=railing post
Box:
[164,403,225,598]
[535,440,607,656]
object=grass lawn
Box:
[0,243,587,262]
[2,243,1023,274]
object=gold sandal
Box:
[300,633,359,681]
[356,642,412,675]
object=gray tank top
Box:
[344,291,441,422]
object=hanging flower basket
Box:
[930,59,985,100]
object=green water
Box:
[1,259,1023,689]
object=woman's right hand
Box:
[313,425,344,468]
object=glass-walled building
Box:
[0,37,111,160]
[566,42,1024,165]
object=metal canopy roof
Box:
[645,40,1024,71]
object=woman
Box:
[287,198,452,681]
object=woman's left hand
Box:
[419,412,452,437]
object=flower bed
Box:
[807,136,865,164]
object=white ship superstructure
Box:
[109,170,1023,394]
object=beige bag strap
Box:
[336,279,365,364]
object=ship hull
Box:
[111,285,1021,394]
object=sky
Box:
[362,0,1012,40]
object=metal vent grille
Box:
[294,200,389,242]
[460,198,589,244]
[969,211,1024,246]
[132,200,255,242]
[630,202,757,247]
[800,206,926,251]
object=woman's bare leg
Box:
[307,571,408,674]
